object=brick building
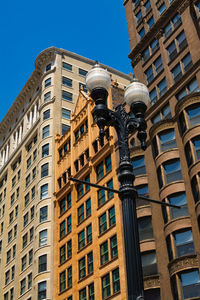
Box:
[123,0,200,299]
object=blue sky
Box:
[0,0,132,122]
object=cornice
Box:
[129,0,190,62]
[149,118,176,139]
[175,92,200,115]
[143,275,160,290]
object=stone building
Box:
[123,0,200,299]
[0,47,130,300]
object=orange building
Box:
[54,85,128,300]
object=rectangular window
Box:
[38,254,47,273]
[79,68,87,77]
[78,229,85,250]
[41,163,49,178]
[60,220,66,239]
[78,204,84,224]
[110,235,118,259]
[109,206,116,227]
[44,78,51,88]
[67,239,72,258]
[79,257,86,279]
[21,255,27,271]
[43,109,50,120]
[62,90,73,102]
[67,215,72,233]
[42,125,50,138]
[87,251,93,274]
[100,241,109,265]
[62,108,71,119]
[87,224,92,244]
[60,270,66,292]
[28,272,32,289]
[39,230,47,247]
[62,124,70,135]
[102,273,111,299]
[88,282,95,300]
[40,206,48,222]
[44,91,51,102]
[98,189,106,207]
[38,281,46,300]
[62,62,72,71]
[20,278,26,295]
[62,76,72,88]
[42,144,49,157]
[99,213,107,235]
[60,244,66,264]
[40,184,48,199]
[112,268,120,293]
[67,266,72,287]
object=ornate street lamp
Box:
[86,63,149,300]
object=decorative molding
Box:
[175,92,200,115]
[168,255,199,276]
[144,275,160,289]
[149,119,176,139]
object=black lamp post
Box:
[86,64,150,300]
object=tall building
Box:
[0,47,130,300]
[123,0,200,299]
[54,87,128,300]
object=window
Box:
[149,77,168,105]
[177,270,200,299]
[167,229,195,260]
[39,254,47,273]
[77,174,90,198]
[152,103,171,124]
[7,249,11,263]
[33,149,37,160]
[100,241,109,265]
[62,62,72,71]
[20,278,26,295]
[158,159,182,188]
[21,255,27,271]
[46,64,51,72]
[191,173,200,203]
[136,10,142,25]
[42,144,49,157]
[25,174,30,187]
[62,124,70,135]
[41,163,48,178]
[142,251,158,276]
[138,216,154,241]
[144,0,151,13]
[108,206,115,227]
[132,155,146,176]
[185,135,200,167]
[79,68,87,77]
[60,220,66,239]
[62,90,73,102]
[42,125,50,138]
[62,76,72,88]
[5,270,10,285]
[40,206,48,222]
[112,268,120,293]
[38,281,46,300]
[67,239,72,258]
[28,272,32,289]
[171,53,192,82]
[60,244,66,264]
[11,265,15,280]
[96,154,112,181]
[79,288,86,300]
[78,204,84,224]
[142,39,159,63]
[147,16,154,29]
[60,270,66,292]
[102,273,111,299]
[39,230,47,247]
[44,78,51,88]
[62,108,71,119]
[40,184,48,199]
[4,292,8,300]
[32,167,36,179]
[162,192,188,223]
[79,256,86,279]
[110,235,118,259]
[23,212,29,227]
[99,213,107,234]
[67,215,71,233]
[176,77,199,101]
[139,27,145,39]
[30,227,34,241]
[10,288,14,300]
[78,229,85,250]
[29,249,33,264]
[153,128,177,157]
[164,13,182,38]
[27,157,31,169]
[158,3,166,14]
[44,91,51,102]
[22,233,28,248]
[43,109,50,120]
[67,266,72,287]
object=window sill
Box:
[59,230,71,242]
[99,224,116,238]
[77,214,91,227]
[77,241,92,254]
[103,291,121,300]
[99,256,118,269]
[59,256,72,267]
[97,195,114,211]
[78,272,93,283]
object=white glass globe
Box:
[86,63,111,92]
[124,79,150,107]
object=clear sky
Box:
[0,0,132,122]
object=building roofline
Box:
[0,47,130,135]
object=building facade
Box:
[0,47,130,300]
[54,87,129,300]
[124,0,200,299]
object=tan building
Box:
[123,0,200,299]
[0,47,130,300]
[54,87,129,300]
